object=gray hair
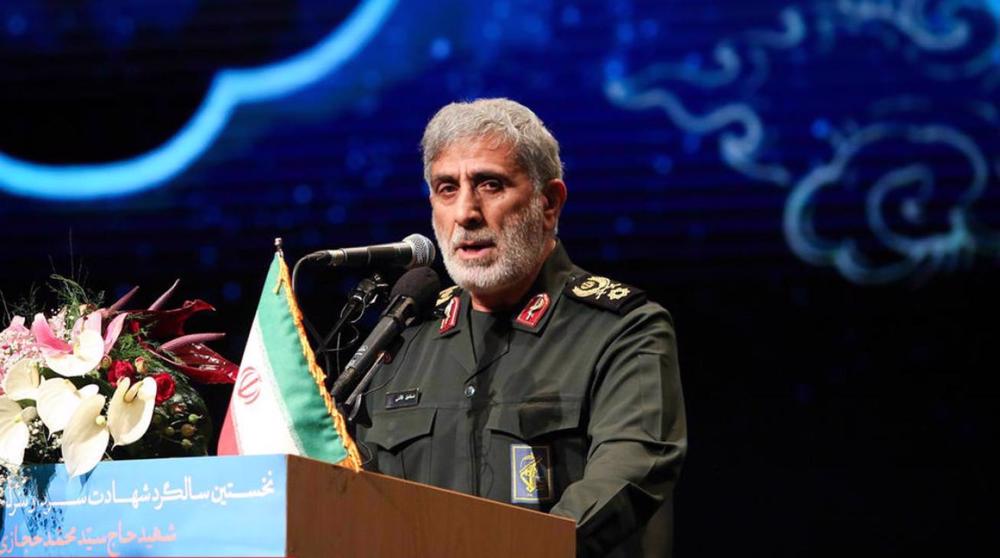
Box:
[421,98,563,191]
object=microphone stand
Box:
[344,336,404,421]
[320,272,389,389]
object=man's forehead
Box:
[430,136,522,174]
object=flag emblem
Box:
[218,247,361,471]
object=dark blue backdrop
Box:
[1,1,998,554]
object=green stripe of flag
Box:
[256,255,350,464]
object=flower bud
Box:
[181,424,196,438]
[134,357,147,374]
[180,439,193,449]
[188,414,201,423]
[164,426,176,437]
[100,355,112,370]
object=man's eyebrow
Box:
[470,171,509,183]
[430,170,510,185]
[430,172,456,185]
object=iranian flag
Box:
[218,248,361,470]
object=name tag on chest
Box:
[385,388,421,409]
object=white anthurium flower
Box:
[1,359,42,401]
[44,327,104,378]
[36,379,100,433]
[60,377,157,477]
[0,397,36,467]
[61,394,109,477]
[107,376,156,446]
[32,311,125,378]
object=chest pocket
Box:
[484,400,587,508]
[364,407,436,482]
[485,400,583,441]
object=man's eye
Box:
[437,184,458,195]
[479,180,502,191]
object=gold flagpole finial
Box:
[274,237,284,256]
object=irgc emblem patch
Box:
[511,445,553,503]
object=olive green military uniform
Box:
[356,243,686,557]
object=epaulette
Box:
[434,285,462,318]
[563,274,646,315]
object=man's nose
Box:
[455,186,483,228]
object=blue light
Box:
[603,58,625,80]
[430,37,451,60]
[811,118,831,139]
[614,217,635,235]
[638,19,659,39]
[652,154,673,175]
[616,22,635,44]
[0,0,398,200]
[199,245,218,267]
[223,281,242,302]
[6,14,26,36]
[293,184,314,205]
[560,6,581,27]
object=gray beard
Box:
[434,195,548,295]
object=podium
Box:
[0,454,575,557]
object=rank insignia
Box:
[439,295,461,334]
[515,293,550,329]
[511,445,553,503]
[436,285,461,307]
[564,275,646,314]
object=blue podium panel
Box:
[1,454,288,557]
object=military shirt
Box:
[355,243,687,557]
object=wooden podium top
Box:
[287,455,576,558]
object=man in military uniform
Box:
[355,98,686,557]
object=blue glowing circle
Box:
[0,0,398,200]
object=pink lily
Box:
[2,316,30,336]
[31,311,128,377]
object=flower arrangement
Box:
[0,277,237,478]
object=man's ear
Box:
[541,179,567,232]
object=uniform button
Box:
[464,385,476,398]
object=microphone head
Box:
[403,234,437,268]
[390,266,441,317]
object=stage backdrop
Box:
[1,1,997,555]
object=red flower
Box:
[153,373,176,404]
[106,360,136,385]
[128,320,142,334]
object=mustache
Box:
[449,228,496,246]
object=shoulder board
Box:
[563,275,646,315]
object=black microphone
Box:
[331,266,441,402]
[325,234,436,269]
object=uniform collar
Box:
[510,240,574,335]
[437,240,576,338]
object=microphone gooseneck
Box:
[331,266,441,403]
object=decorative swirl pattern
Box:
[606,0,1000,283]
[785,123,994,283]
